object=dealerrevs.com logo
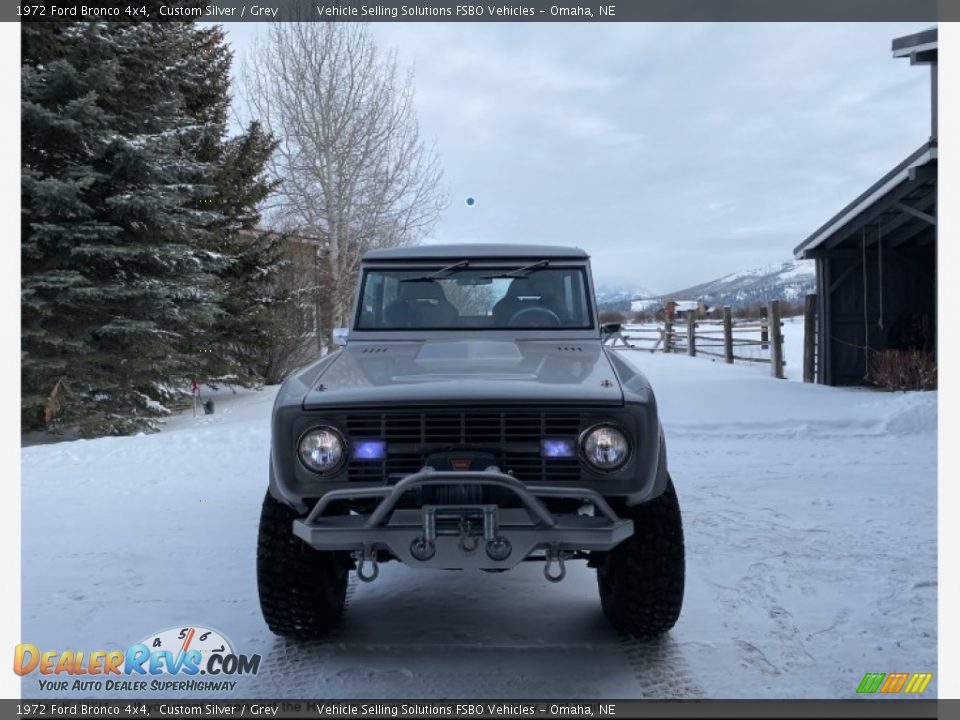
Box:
[15,626,261,693]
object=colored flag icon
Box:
[879,673,909,693]
[857,673,886,693]
[857,672,933,694]
[903,673,933,694]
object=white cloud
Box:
[225,21,935,291]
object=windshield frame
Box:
[349,260,599,338]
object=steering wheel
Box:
[507,306,562,327]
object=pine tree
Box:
[23,21,300,436]
[172,26,297,389]
[22,22,224,436]
[198,123,297,386]
[22,23,115,429]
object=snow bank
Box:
[624,351,937,439]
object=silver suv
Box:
[257,244,685,638]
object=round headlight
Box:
[298,427,346,474]
[581,425,630,470]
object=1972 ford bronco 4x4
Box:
[258,244,685,638]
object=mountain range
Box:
[595,259,815,313]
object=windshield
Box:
[355,266,594,330]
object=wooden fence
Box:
[607,300,787,379]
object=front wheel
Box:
[257,491,350,639]
[596,477,685,637]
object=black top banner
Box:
[3,699,945,718]
[4,0,947,23]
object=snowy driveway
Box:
[20,353,936,698]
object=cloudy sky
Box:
[223,22,933,293]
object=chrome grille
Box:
[344,410,582,483]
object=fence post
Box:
[803,293,817,383]
[664,315,673,353]
[723,306,733,364]
[760,305,769,350]
[769,299,784,379]
[686,313,696,356]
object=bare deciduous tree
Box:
[243,23,447,347]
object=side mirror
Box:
[600,322,622,337]
[332,328,349,347]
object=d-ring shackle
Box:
[544,545,566,583]
[355,546,379,582]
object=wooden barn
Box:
[793,28,937,386]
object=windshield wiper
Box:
[399,260,470,282]
[479,259,550,279]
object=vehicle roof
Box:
[362,243,589,261]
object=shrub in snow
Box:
[869,349,937,392]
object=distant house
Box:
[238,228,329,342]
[284,232,328,342]
[237,228,327,276]
[793,28,937,386]
[285,232,327,275]
[665,299,709,319]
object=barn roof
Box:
[891,27,937,63]
[793,141,937,259]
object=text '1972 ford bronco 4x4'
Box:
[258,244,685,638]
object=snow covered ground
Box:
[20,351,937,699]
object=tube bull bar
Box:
[292,467,634,579]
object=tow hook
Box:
[458,517,479,555]
[410,536,436,561]
[411,507,439,562]
[485,536,512,561]
[544,544,567,583]
[354,545,379,582]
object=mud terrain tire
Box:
[596,477,685,637]
[257,492,350,639]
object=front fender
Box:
[626,424,669,507]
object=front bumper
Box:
[292,468,634,571]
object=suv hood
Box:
[303,339,623,408]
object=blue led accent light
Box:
[353,440,387,460]
[541,439,575,458]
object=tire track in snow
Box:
[619,636,704,698]
[239,564,704,699]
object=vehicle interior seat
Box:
[384,280,459,327]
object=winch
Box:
[408,504,513,565]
